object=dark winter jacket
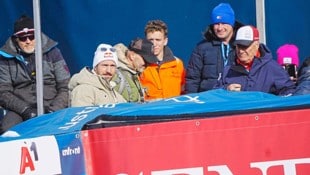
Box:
[185,21,243,93]
[294,57,310,95]
[0,33,71,115]
[215,44,296,96]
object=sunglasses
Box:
[100,47,116,52]
[18,35,35,42]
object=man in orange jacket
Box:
[139,20,185,101]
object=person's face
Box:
[146,31,167,57]
[16,34,35,54]
[94,60,117,81]
[132,53,146,73]
[236,41,259,64]
[213,23,234,44]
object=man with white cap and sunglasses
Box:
[215,25,296,96]
[69,44,126,107]
[0,15,71,134]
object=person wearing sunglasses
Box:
[0,15,71,134]
[69,44,126,107]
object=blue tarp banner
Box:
[1,89,309,141]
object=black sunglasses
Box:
[18,35,35,42]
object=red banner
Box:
[81,109,310,175]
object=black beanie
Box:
[13,15,34,36]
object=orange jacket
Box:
[139,57,185,101]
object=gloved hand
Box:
[44,106,54,114]
[21,107,37,120]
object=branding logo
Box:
[62,146,81,156]
[116,157,310,175]
[165,95,205,104]
[20,142,38,174]
[58,104,116,130]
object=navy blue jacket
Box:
[294,57,310,95]
[216,44,296,96]
[185,21,243,93]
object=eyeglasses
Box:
[18,35,35,42]
[100,47,116,52]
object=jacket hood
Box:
[250,43,273,71]
[160,46,176,64]
[114,43,137,74]
[68,67,112,91]
[258,43,272,58]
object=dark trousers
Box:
[0,110,23,134]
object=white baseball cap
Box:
[235,25,259,46]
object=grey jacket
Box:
[0,33,71,114]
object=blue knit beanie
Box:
[211,3,235,26]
